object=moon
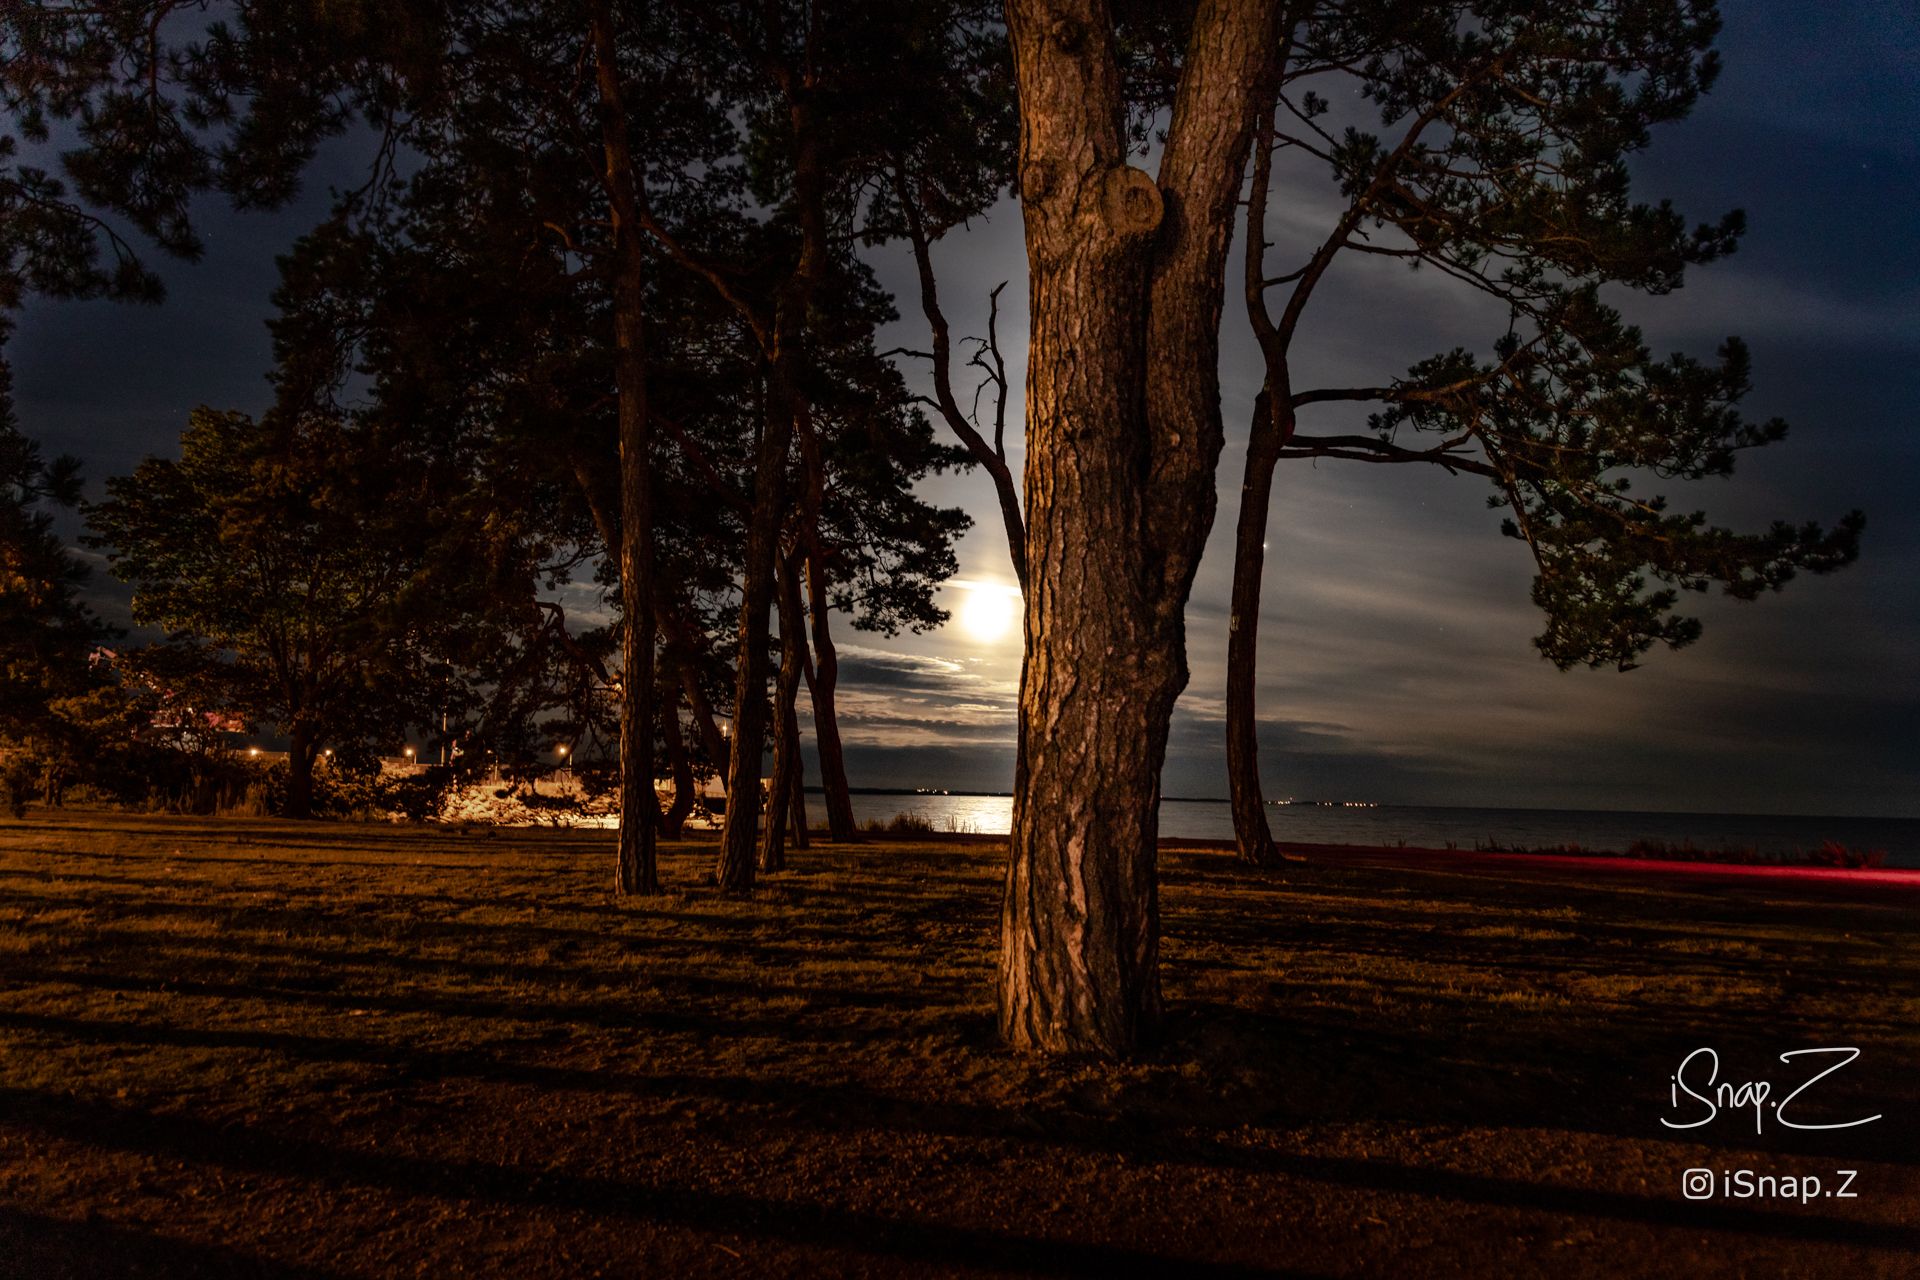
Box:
[958,587,1017,643]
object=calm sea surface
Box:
[841,794,1920,867]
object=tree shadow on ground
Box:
[0,1088,1323,1279]
[3,817,1916,1274]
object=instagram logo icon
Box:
[1682,1169,1715,1200]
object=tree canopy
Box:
[1220,0,1866,864]
[87,407,466,816]
[0,338,110,811]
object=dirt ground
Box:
[0,811,1915,1277]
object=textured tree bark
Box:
[1226,393,1287,868]
[759,553,807,874]
[803,551,858,840]
[593,0,659,896]
[998,0,1283,1056]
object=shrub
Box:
[382,768,456,822]
[862,811,934,835]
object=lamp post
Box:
[557,744,571,786]
[403,745,415,772]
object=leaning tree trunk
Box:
[663,622,729,789]
[997,0,1283,1056]
[803,551,858,840]
[661,689,695,839]
[593,0,659,896]
[759,553,807,874]
[1226,393,1288,868]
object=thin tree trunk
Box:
[997,0,1283,1056]
[680,663,728,786]
[803,550,857,840]
[661,687,695,839]
[283,726,315,819]
[759,552,806,873]
[897,183,1026,590]
[716,58,827,893]
[593,0,659,896]
[1230,97,1307,870]
[785,695,809,850]
[658,613,729,787]
[714,378,790,892]
[1226,391,1288,868]
[783,584,810,851]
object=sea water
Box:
[839,794,1920,867]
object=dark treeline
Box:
[3,2,995,865]
[0,1,1861,1057]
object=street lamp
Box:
[403,746,415,770]
[557,743,571,783]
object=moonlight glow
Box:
[958,586,1017,642]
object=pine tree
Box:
[1223,0,1863,866]
[0,337,108,814]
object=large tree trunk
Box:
[997,153,1174,1052]
[758,553,807,874]
[997,0,1283,1057]
[803,551,857,840]
[1226,393,1288,868]
[593,0,659,896]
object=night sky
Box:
[16,3,1917,817]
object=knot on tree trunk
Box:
[1098,165,1163,239]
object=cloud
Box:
[1622,273,1920,349]
[9,1,1913,820]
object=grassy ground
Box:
[0,812,1915,1278]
